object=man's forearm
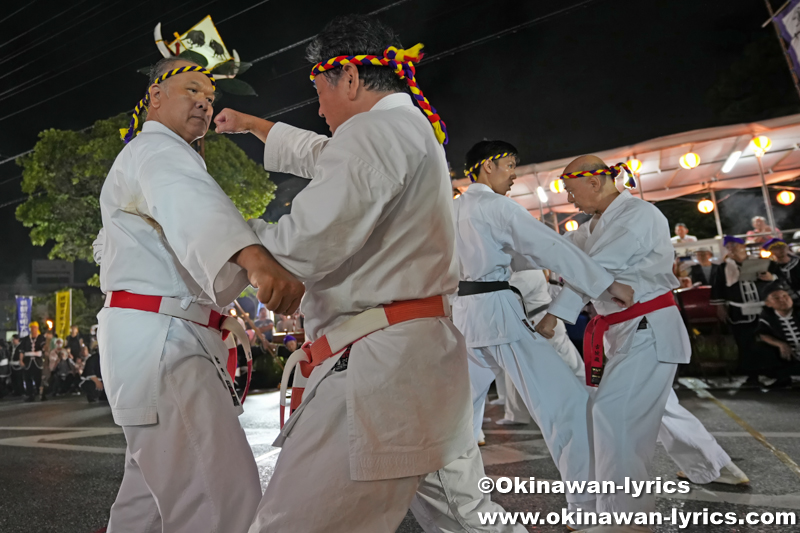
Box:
[245,115,276,143]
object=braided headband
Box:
[558,162,637,189]
[119,65,216,143]
[310,43,447,145]
[464,152,515,182]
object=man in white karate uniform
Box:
[215,16,516,533]
[96,58,304,533]
[506,275,747,488]
[544,155,691,532]
[438,140,633,520]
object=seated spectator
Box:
[80,347,106,403]
[253,307,274,342]
[671,222,697,244]
[277,335,298,363]
[755,286,800,387]
[51,349,78,395]
[746,216,781,244]
[689,248,720,286]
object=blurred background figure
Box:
[746,216,781,244]
[671,222,697,244]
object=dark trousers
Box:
[51,373,76,394]
[10,367,25,395]
[23,362,42,398]
[80,380,106,402]
[731,320,778,378]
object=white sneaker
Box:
[496,418,526,426]
[489,398,506,406]
[677,461,749,485]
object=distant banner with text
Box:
[55,290,71,340]
[15,296,32,337]
[776,0,800,76]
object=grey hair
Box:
[752,216,767,224]
[148,57,197,86]
[306,15,407,93]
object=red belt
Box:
[583,291,676,387]
[105,291,252,405]
[280,295,449,427]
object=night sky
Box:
[0,0,792,283]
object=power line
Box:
[250,0,412,64]
[0,1,38,27]
[0,192,42,211]
[0,0,90,51]
[260,0,605,119]
[217,0,272,24]
[0,174,22,186]
[0,0,128,69]
[0,0,205,85]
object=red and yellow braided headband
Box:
[310,43,447,145]
[558,162,637,189]
[464,152,515,183]
[120,65,216,144]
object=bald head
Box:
[560,154,621,216]
[563,154,609,175]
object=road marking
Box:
[0,427,125,454]
[255,448,281,463]
[680,377,800,480]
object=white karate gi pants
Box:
[249,369,421,533]
[590,326,676,515]
[468,329,595,511]
[107,321,261,533]
[502,314,584,424]
[658,390,730,484]
[411,443,526,533]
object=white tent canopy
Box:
[454,113,800,219]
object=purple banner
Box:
[776,0,800,75]
[15,296,32,337]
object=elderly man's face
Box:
[753,218,766,231]
[766,290,793,313]
[675,225,688,238]
[286,340,298,352]
[729,243,748,262]
[315,74,350,134]
[564,177,604,215]
[148,62,214,143]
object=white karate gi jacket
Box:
[249,93,472,480]
[509,269,552,317]
[96,121,260,425]
[452,183,614,348]
[553,190,691,363]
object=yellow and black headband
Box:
[558,162,637,189]
[464,152,515,183]
[120,65,216,143]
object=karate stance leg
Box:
[107,322,261,533]
[501,370,530,424]
[475,333,595,511]
[413,442,526,533]
[657,390,730,484]
[249,369,420,533]
[590,328,676,515]
[469,355,500,442]
[490,366,506,405]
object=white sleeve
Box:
[496,202,613,322]
[251,145,404,282]
[263,122,331,179]
[92,228,105,265]
[138,145,261,306]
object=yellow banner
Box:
[55,289,71,340]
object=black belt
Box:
[458,281,528,317]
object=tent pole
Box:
[710,189,724,238]
[533,172,544,222]
[551,209,559,235]
[756,156,778,235]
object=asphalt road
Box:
[1,377,799,532]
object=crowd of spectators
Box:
[0,324,106,403]
[670,219,800,388]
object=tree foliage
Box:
[15,113,275,266]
